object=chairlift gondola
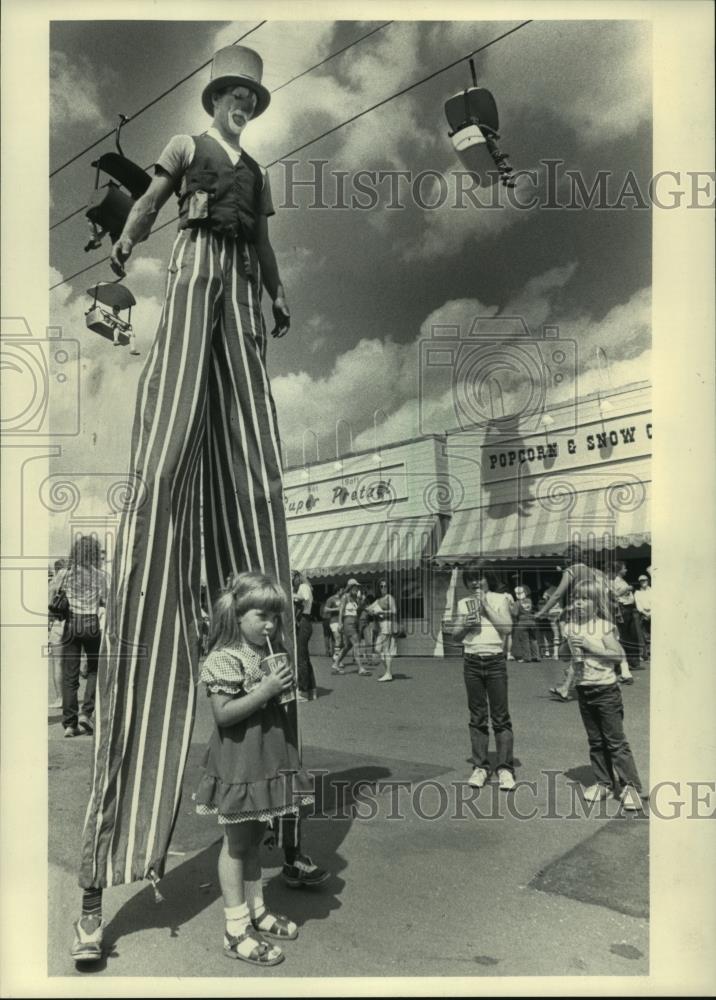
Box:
[84,114,152,252]
[85,282,139,354]
[444,59,516,189]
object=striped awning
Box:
[435,483,651,564]
[288,517,440,578]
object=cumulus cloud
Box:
[424,19,651,145]
[272,269,651,460]
[506,20,652,145]
[276,245,326,292]
[47,265,164,551]
[49,266,162,464]
[50,51,105,127]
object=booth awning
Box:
[435,483,651,564]
[288,517,441,578]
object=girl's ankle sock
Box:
[244,878,266,920]
[225,902,251,937]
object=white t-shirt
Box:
[456,595,505,655]
[611,576,635,606]
[634,588,652,616]
[561,617,619,685]
[294,582,313,616]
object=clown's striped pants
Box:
[79,228,294,889]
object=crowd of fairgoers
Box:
[47,536,652,729]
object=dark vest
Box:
[178,134,263,242]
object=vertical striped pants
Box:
[79,228,293,889]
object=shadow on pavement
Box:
[102,765,397,953]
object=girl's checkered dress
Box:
[194,643,313,824]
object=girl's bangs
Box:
[235,582,286,616]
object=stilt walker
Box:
[72,46,325,963]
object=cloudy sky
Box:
[48,17,652,546]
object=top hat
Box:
[202,45,271,118]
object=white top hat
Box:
[202,45,271,118]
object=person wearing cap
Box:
[634,574,651,662]
[71,45,329,964]
[332,579,370,675]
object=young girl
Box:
[561,581,643,810]
[194,572,314,967]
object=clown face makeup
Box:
[213,85,258,137]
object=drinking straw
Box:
[266,636,274,656]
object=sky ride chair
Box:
[85,281,139,355]
[444,59,516,189]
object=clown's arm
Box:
[254,214,291,338]
[109,172,176,278]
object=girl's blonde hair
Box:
[208,571,288,653]
[571,580,605,617]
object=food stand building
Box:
[283,380,651,657]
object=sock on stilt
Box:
[81,887,103,921]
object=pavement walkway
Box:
[48,654,650,978]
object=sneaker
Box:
[71,915,104,962]
[582,783,610,802]
[281,854,330,889]
[331,665,345,675]
[64,726,80,738]
[468,767,488,788]
[297,693,309,703]
[357,668,372,676]
[497,769,516,791]
[619,785,643,811]
[78,715,94,735]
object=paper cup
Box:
[261,652,295,704]
[566,636,584,664]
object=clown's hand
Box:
[271,295,291,338]
[110,237,133,278]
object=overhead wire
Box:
[49,21,394,232]
[49,20,532,292]
[48,22,266,178]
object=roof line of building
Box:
[282,379,651,473]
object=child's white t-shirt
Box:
[456,596,504,655]
[561,617,619,685]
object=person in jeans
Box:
[634,573,652,662]
[452,569,516,791]
[48,535,108,737]
[292,571,316,701]
[48,558,68,710]
[537,545,634,685]
[510,584,541,662]
[561,581,643,809]
[611,562,642,673]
